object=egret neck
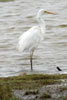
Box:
[37,11,46,39]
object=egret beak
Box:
[44,11,56,15]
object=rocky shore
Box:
[0,74,67,100]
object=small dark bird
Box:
[56,67,62,71]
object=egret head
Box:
[37,9,45,18]
[37,9,56,21]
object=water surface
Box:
[0,0,67,77]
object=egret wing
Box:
[18,26,42,52]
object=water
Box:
[0,0,67,77]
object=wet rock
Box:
[13,83,67,100]
[24,89,39,95]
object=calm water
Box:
[0,0,67,77]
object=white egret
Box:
[18,9,56,71]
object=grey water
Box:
[0,0,67,77]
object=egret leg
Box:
[30,51,34,71]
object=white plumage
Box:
[18,9,56,71]
[18,26,42,52]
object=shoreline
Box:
[0,74,67,100]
